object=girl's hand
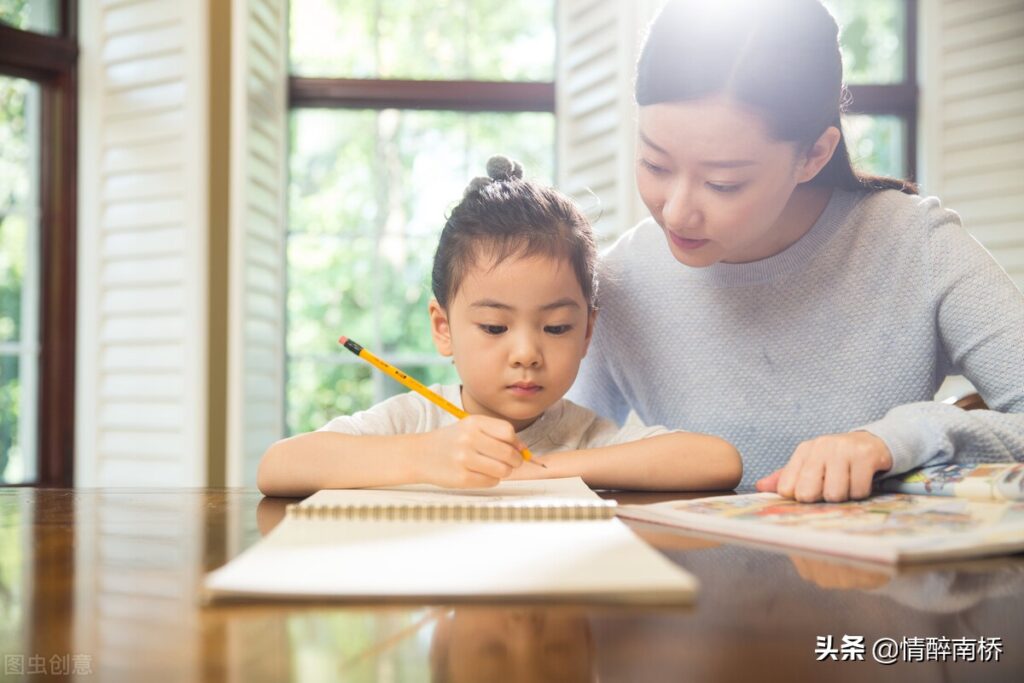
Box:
[755,431,893,503]
[414,415,527,488]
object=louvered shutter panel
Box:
[557,0,662,243]
[77,0,209,486]
[227,0,288,487]
[922,0,1024,290]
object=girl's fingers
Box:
[465,450,515,480]
[473,432,528,468]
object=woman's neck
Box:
[769,184,834,256]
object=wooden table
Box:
[1,488,1021,682]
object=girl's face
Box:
[429,251,595,431]
[636,96,836,266]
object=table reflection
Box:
[1,487,1022,682]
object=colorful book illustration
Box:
[619,493,1024,565]
[204,477,697,604]
[876,462,1024,501]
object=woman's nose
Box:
[662,181,701,230]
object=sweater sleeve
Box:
[566,316,630,426]
[859,197,1024,475]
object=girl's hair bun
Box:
[463,155,525,197]
[485,155,524,181]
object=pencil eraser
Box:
[338,336,348,345]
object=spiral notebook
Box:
[203,477,697,604]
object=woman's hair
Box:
[431,155,598,309]
[636,0,916,194]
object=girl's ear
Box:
[581,308,598,357]
[428,299,454,357]
[795,125,842,183]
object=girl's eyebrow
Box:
[639,132,756,168]
[469,298,581,311]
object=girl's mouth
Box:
[507,383,542,396]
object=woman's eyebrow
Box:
[698,159,757,168]
[640,132,755,168]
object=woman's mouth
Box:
[668,231,709,250]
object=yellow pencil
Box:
[338,336,543,467]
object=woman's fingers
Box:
[755,469,783,492]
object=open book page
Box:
[301,476,604,509]
[203,516,696,604]
[619,493,1024,565]
[876,463,1024,501]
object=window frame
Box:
[0,1,78,487]
[841,0,918,180]
[285,6,556,432]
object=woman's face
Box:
[636,96,822,266]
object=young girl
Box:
[258,156,741,497]
[568,0,1024,503]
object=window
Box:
[0,0,77,485]
[823,0,918,179]
[286,0,556,434]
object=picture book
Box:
[203,477,697,604]
[876,462,1024,501]
[619,492,1024,565]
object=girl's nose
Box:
[509,333,542,368]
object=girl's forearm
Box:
[520,433,742,491]
[256,431,425,497]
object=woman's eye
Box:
[544,325,572,335]
[707,182,744,193]
[640,158,668,175]
[479,324,507,335]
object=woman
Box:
[568,0,1024,502]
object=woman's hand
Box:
[788,555,891,590]
[413,415,527,488]
[755,431,893,502]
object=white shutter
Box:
[227,0,288,487]
[920,0,1024,290]
[76,0,209,486]
[557,0,662,242]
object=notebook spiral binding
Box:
[285,501,618,522]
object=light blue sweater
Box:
[568,189,1024,489]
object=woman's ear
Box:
[795,125,841,183]
[428,298,454,357]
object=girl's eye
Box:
[707,182,744,193]
[544,325,572,335]
[479,324,507,335]
[639,158,668,175]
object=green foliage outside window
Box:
[0,75,31,483]
[287,109,554,434]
